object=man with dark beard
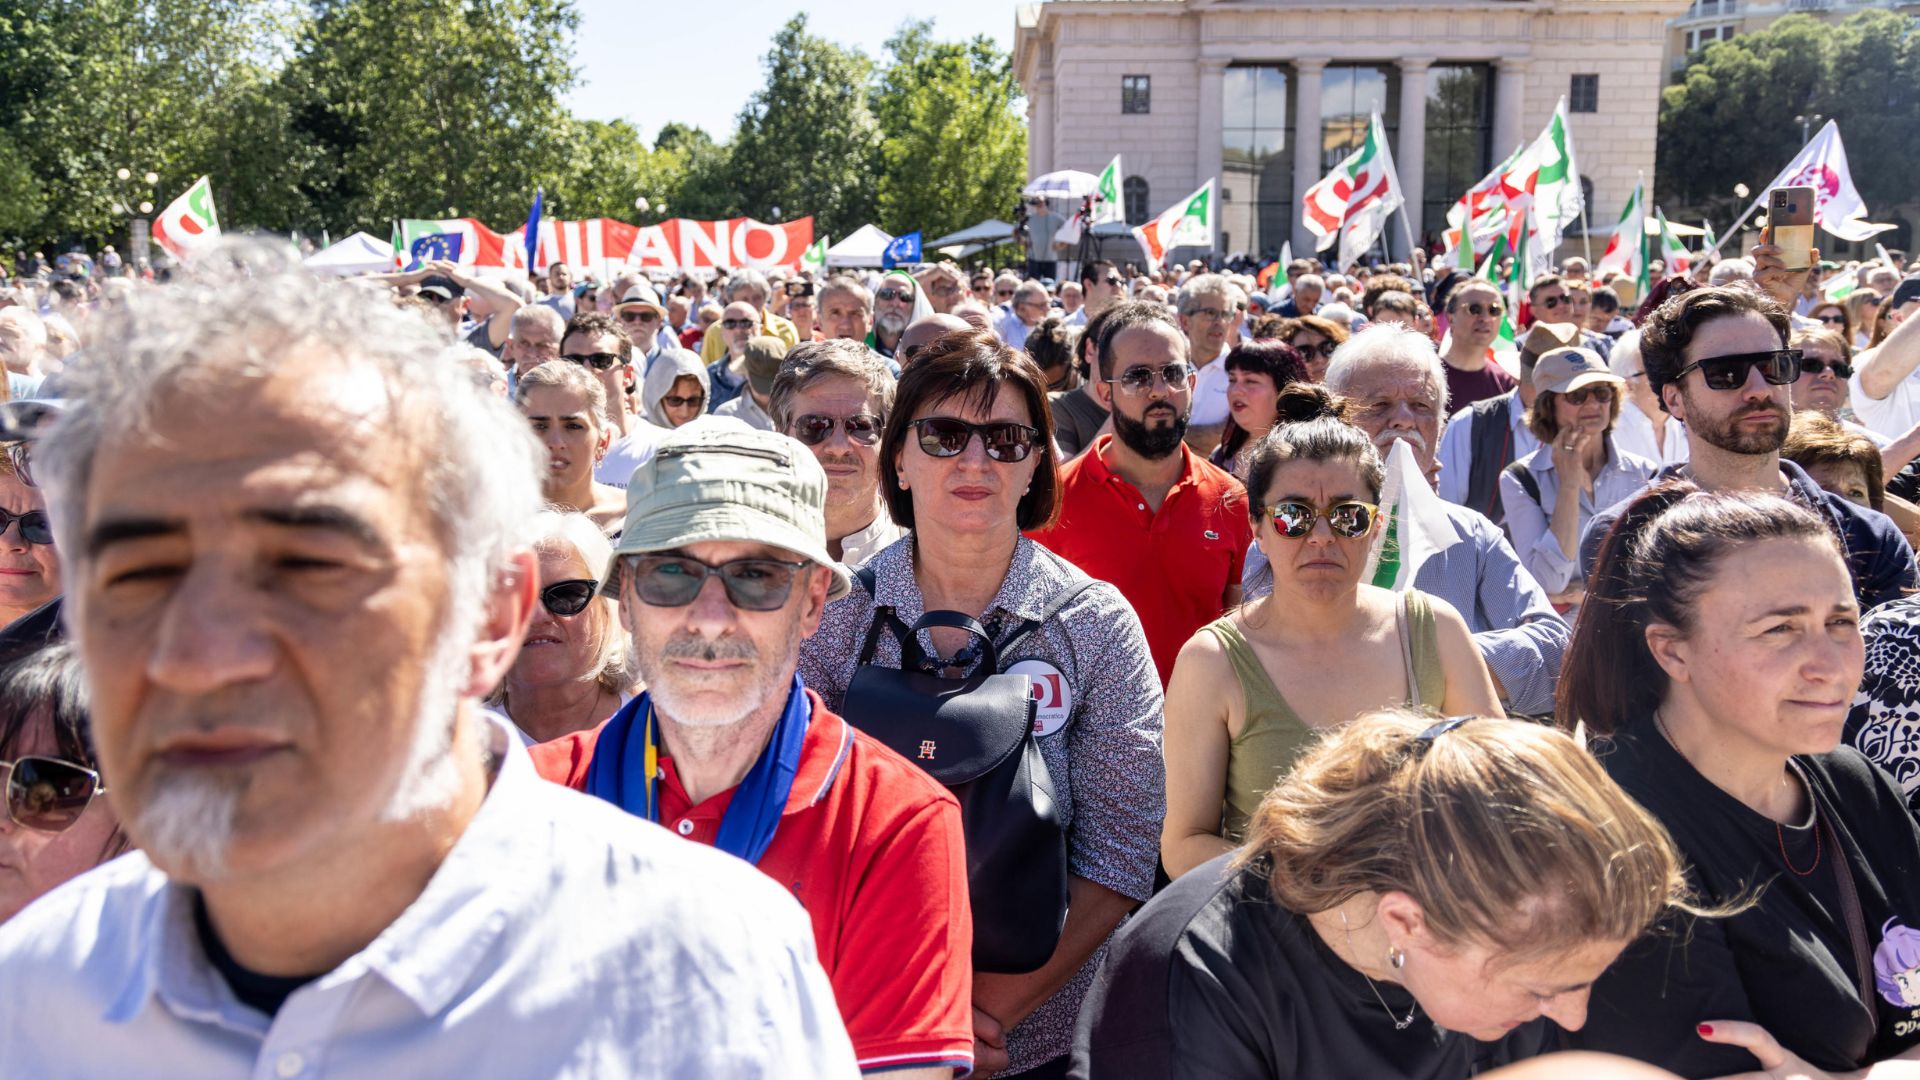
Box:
[1029,302,1252,684]
[1579,285,1916,610]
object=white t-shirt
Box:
[1190,345,1233,428]
[1849,367,1920,439]
[595,423,665,489]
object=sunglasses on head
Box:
[1559,384,1616,406]
[562,351,622,371]
[874,288,913,303]
[659,393,703,410]
[540,578,599,618]
[1,755,106,833]
[911,417,1042,463]
[621,554,812,611]
[1108,361,1194,395]
[791,413,881,446]
[1800,355,1853,379]
[1269,500,1380,539]
[0,506,51,545]
[1672,348,1801,391]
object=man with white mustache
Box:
[0,250,856,1077]
[1245,324,1570,718]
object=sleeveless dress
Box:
[1209,589,1446,842]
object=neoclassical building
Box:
[1014,0,1690,264]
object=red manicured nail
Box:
[1697,1024,1714,1036]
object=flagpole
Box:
[1578,201,1593,265]
[1397,202,1418,266]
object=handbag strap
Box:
[997,579,1100,663]
[1396,590,1421,709]
[1820,806,1880,1038]
[908,610,999,671]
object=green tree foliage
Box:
[726,15,879,236]
[1658,11,1918,227]
[872,21,1027,242]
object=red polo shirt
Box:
[529,691,973,1075]
[1028,436,1252,684]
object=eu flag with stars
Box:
[883,232,922,269]
[408,233,463,270]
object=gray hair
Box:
[513,358,608,425]
[36,240,546,642]
[769,340,896,431]
[817,275,872,312]
[1013,281,1050,306]
[0,306,48,349]
[509,302,564,341]
[1323,323,1451,415]
[1293,273,1325,293]
[1709,258,1754,287]
[728,268,771,305]
[1177,273,1245,316]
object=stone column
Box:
[1396,58,1433,260]
[1031,76,1056,178]
[1291,58,1327,258]
[1492,58,1530,165]
[1196,58,1228,254]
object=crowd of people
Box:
[0,228,1918,1080]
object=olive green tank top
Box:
[1210,589,1445,842]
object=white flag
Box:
[1755,120,1893,243]
[1363,440,1465,591]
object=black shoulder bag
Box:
[840,567,1090,973]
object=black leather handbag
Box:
[840,570,1090,973]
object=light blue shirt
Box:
[0,714,859,1079]
[1435,390,1540,509]
[993,305,1036,350]
[1244,501,1570,716]
[1498,435,1659,595]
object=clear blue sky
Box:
[564,0,1024,145]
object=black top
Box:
[1571,726,1920,1075]
[193,895,321,1018]
[1071,853,1549,1080]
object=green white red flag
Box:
[1597,174,1651,296]
[1091,155,1125,226]
[1442,100,1583,271]
[151,176,222,260]
[1302,110,1405,268]
[1131,179,1216,272]
[1654,205,1691,277]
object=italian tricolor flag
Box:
[1131,179,1216,271]
[801,236,827,271]
[1302,110,1405,268]
[1092,155,1125,225]
[1654,205,1691,277]
[151,176,222,260]
[1597,173,1651,297]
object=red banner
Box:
[506,216,814,274]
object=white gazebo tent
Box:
[304,231,395,277]
[825,224,894,268]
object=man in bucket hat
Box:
[530,427,974,1079]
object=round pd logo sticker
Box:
[1007,659,1072,736]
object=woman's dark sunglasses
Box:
[1560,384,1616,406]
[910,418,1041,463]
[1817,313,1848,325]
[1800,356,1853,379]
[1270,500,1380,539]
[659,394,703,410]
[1290,338,1338,360]
[0,506,51,545]
[540,578,600,617]
[791,414,881,446]
[622,555,812,611]
[1,755,106,833]
[1672,349,1801,391]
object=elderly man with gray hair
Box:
[1178,273,1247,455]
[0,245,858,1077]
[1244,325,1569,717]
[0,307,50,399]
[698,267,799,363]
[991,280,1051,351]
[503,302,566,380]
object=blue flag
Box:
[523,187,543,271]
[408,233,463,270]
[883,231,922,269]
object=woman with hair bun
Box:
[1560,483,1920,1076]
[1077,709,1697,1078]
[1159,385,1499,878]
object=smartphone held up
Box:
[1767,186,1816,272]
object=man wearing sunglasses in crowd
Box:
[1580,285,1917,612]
[771,340,906,567]
[530,427,973,1079]
[1030,302,1251,686]
[0,258,857,1076]
[870,269,931,361]
[1065,260,1126,329]
[609,281,677,370]
[1438,279,1521,413]
[1526,274,1613,362]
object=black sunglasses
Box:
[791,414,881,446]
[1672,349,1801,391]
[1800,356,1853,379]
[1817,313,1848,325]
[617,308,661,323]
[910,417,1042,463]
[621,554,812,611]
[1269,500,1380,539]
[1559,384,1616,406]
[1,755,106,833]
[721,318,757,331]
[874,288,913,303]
[1292,339,1338,360]
[562,351,623,371]
[541,578,599,617]
[1108,362,1194,395]
[1536,294,1566,309]
[659,393,702,410]
[1456,302,1505,317]
[0,505,51,545]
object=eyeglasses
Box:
[1817,313,1848,325]
[1269,500,1380,539]
[621,554,812,611]
[1188,306,1243,322]
[1456,302,1505,318]
[516,341,560,357]
[874,288,913,303]
[540,578,600,617]
[791,414,881,446]
[1672,349,1802,391]
[1,755,106,833]
[562,351,623,371]
[4,442,32,487]
[617,308,661,324]
[1800,356,1854,379]
[720,318,757,331]
[659,394,703,410]
[1559,384,1616,406]
[910,417,1042,463]
[1108,362,1194,395]
[0,506,51,545]
[1291,339,1337,360]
